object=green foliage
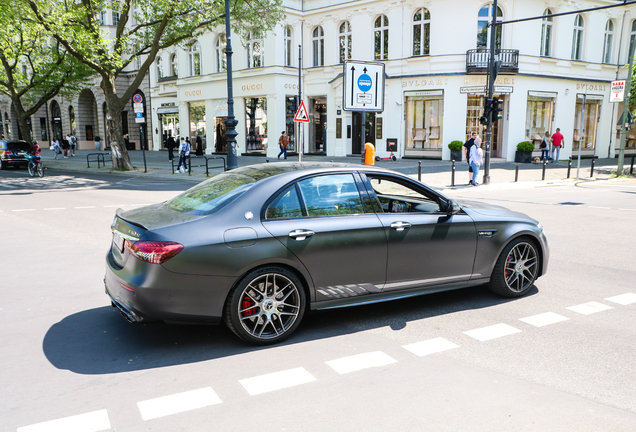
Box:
[448,140,463,151]
[516,141,535,152]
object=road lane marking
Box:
[75,206,96,209]
[326,351,397,374]
[103,204,125,208]
[464,323,522,341]
[12,209,35,212]
[588,206,610,209]
[519,312,569,327]
[44,207,66,210]
[137,387,221,421]
[239,367,316,395]
[403,337,459,357]
[619,208,636,211]
[566,301,613,315]
[17,409,111,432]
[605,293,636,305]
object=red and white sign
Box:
[293,100,310,122]
[611,80,625,103]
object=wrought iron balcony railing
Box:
[466,49,519,74]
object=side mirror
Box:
[446,200,459,217]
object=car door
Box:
[262,173,387,302]
[362,173,477,292]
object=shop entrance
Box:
[352,111,376,155]
[214,117,228,153]
[466,95,503,157]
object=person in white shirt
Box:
[469,142,483,186]
[176,137,191,173]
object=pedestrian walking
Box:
[195,135,203,156]
[61,136,70,158]
[462,132,478,184]
[176,137,190,173]
[551,128,564,163]
[68,133,77,157]
[540,131,550,161]
[166,134,176,160]
[51,137,60,159]
[124,134,130,150]
[469,142,484,186]
[277,131,288,160]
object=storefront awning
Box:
[157,107,179,114]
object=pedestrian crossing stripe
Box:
[294,100,310,122]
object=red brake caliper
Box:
[241,296,257,317]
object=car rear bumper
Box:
[104,253,235,325]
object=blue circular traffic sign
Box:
[357,74,372,92]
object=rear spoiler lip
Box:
[112,210,148,241]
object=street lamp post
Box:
[224,0,239,170]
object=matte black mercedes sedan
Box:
[105,163,549,344]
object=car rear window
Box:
[7,142,29,151]
[165,172,255,216]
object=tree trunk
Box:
[12,99,33,145]
[103,86,134,170]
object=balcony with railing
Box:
[466,49,519,74]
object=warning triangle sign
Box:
[294,100,310,123]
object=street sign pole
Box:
[618,38,636,174]
[483,0,498,186]
[224,0,239,170]
[140,124,147,173]
[298,44,303,162]
[576,93,585,179]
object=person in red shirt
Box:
[551,128,564,163]
[28,140,41,164]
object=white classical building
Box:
[149,0,636,161]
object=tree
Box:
[0,1,92,145]
[27,0,284,170]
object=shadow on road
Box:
[42,285,536,375]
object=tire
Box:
[487,237,539,298]
[28,162,35,177]
[36,163,44,177]
[0,160,6,170]
[375,156,380,161]
[391,155,397,161]
[224,266,306,344]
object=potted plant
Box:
[448,140,463,161]
[94,136,101,151]
[515,141,534,163]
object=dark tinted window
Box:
[7,141,29,151]
[298,174,363,216]
[265,185,303,219]
[367,176,440,213]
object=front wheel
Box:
[488,237,539,297]
[36,162,44,177]
[27,162,35,177]
[224,267,306,344]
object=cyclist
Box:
[28,140,41,165]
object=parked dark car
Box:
[105,163,549,344]
[0,140,30,170]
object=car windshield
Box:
[7,142,29,151]
[165,172,255,216]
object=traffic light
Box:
[481,98,494,125]
[492,98,503,121]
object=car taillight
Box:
[4,150,12,155]
[124,240,184,264]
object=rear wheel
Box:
[36,162,44,177]
[0,160,6,170]
[488,237,539,297]
[224,267,305,344]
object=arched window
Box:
[216,35,226,72]
[374,15,389,60]
[339,21,352,63]
[571,14,584,60]
[540,9,553,57]
[189,41,201,76]
[312,26,324,66]
[171,53,178,77]
[156,57,164,79]
[603,20,614,64]
[284,26,293,67]
[477,4,503,49]
[246,32,263,68]
[68,106,75,134]
[413,8,430,56]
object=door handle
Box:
[288,229,315,241]
[390,222,411,231]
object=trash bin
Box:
[364,142,375,165]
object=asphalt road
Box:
[1,169,635,432]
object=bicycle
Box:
[26,154,44,177]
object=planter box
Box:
[514,151,533,163]
[450,149,462,162]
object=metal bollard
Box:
[418,161,422,182]
[451,160,455,187]
[515,165,519,182]
[542,159,547,180]
[630,156,634,175]
[590,156,597,178]
[567,157,572,179]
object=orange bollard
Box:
[364,142,375,165]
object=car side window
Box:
[368,176,441,213]
[298,174,364,217]
[265,185,303,219]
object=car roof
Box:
[227,162,393,182]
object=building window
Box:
[405,92,443,153]
[156,57,163,78]
[629,21,636,61]
[40,118,47,141]
[171,54,178,77]
[246,32,263,68]
[69,106,75,134]
[245,98,267,152]
[312,26,324,66]
[101,11,107,25]
[574,96,601,151]
[339,21,352,64]
[284,26,293,67]
[412,8,430,56]
[374,15,389,60]
[571,14,584,60]
[525,92,555,149]
[112,8,120,27]
[189,41,201,76]
[603,20,614,64]
[134,45,142,70]
[285,97,297,151]
[216,35,227,72]
[477,4,503,49]
[540,9,553,57]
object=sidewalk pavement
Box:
[39,149,636,191]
